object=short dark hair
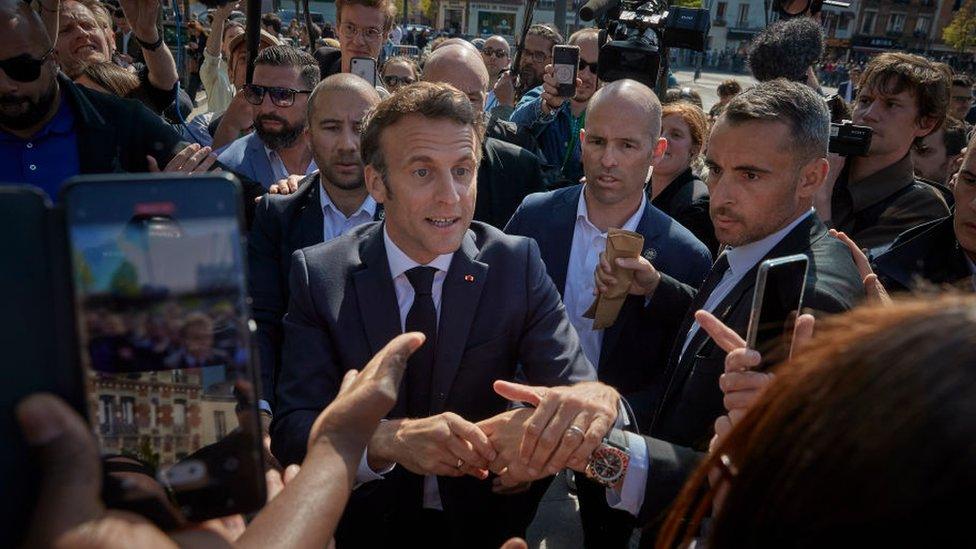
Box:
[663,87,703,109]
[952,74,974,88]
[942,117,968,157]
[721,79,830,163]
[254,45,320,90]
[261,13,282,35]
[525,24,564,48]
[361,82,486,178]
[717,79,742,98]
[748,17,824,83]
[858,52,952,135]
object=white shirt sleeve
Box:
[605,431,649,517]
[354,447,396,488]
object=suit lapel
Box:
[352,224,403,358]
[430,231,489,414]
[598,201,661,369]
[294,176,325,250]
[547,187,582,297]
[248,134,274,188]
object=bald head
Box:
[422,44,489,111]
[308,72,382,119]
[587,79,663,138]
[0,0,50,50]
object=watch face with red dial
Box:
[586,445,629,485]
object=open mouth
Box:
[75,44,98,55]
[426,217,459,228]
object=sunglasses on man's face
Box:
[0,48,54,83]
[482,47,508,59]
[242,84,312,107]
[578,59,599,74]
[383,75,415,87]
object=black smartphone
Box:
[552,45,580,98]
[0,187,84,545]
[61,173,266,524]
[745,254,809,369]
[350,56,377,87]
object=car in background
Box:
[279,9,327,27]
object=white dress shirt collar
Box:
[383,225,454,280]
[576,185,647,233]
[723,209,815,276]
[263,145,317,183]
[319,180,377,219]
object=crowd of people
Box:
[4,0,976,547]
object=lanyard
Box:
[562,110,585,174]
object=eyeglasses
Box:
[578,59,599,74]
[0,47,54,83]
[482,47,509,59]
[522,49,549,64]
[383,75,415,87]
[339,22,384,43]
[242,84,312,107]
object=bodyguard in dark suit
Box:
[249,75,382,407]
[505,80,711,549]
[271,82,622,548]
[587,81,862,535]
[421,42,545,228]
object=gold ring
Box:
[566,425,585,438]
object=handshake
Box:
[312,332,623,493]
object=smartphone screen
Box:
[350,56,377,87]
[746,255,809,369]
[552,45,580,98]
[62,174,265,524]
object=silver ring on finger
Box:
[565,425,585,438]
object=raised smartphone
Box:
[745,254,809,369]
[552,45,580,98]
[350,56,377,87]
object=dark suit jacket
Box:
[475,136,545,228]
[60,74,265,223]
[504,184,711,425]
[270,221,594,545]
[650,168,719,255]
[248,174,381,404]
[873,215,973,293]
[635,214,862,525]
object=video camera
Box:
[578,0,710,91]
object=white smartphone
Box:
[350,56,377,87]
[745,254,809,369]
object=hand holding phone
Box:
[745,254,810,368]
[552,45,580,98]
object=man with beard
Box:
[0,0,237,198]
[217,46,320,190]
[511,28,599,188]
[56,0,189,121]
[248,73,383,409]
[490,24,562,120]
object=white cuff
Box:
[606,431,648,517]
[353,420,395,488]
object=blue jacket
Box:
[509,85,583,186]
[216,132,275,190]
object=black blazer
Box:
[873,215,973,293]
[475,137,546,228]
[270,221,595,546]
[505,184,711,421]
[635,214,862,525]
[650,168,718,255]
[248,174,382,404]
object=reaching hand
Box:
[539,64,581,115]
[829,229,892,305]
[369,412,495,479]
[593,251,661,298]
[148,143,217,174]
[118,0,162,41]
[269,174,304,195]
[477,408,542,488]
[493,71,516,108]
[492,380,619,476]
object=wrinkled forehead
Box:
[60,0,97,24]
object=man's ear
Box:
[915,115,940,139]
[797,157,830,200]
[652,136,668,164]
[364,164,388,204]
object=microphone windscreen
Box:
[747,18,825,83]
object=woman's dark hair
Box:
[658,295,976,548]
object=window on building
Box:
[860,11,876,34]
[737,3,749,26]
[915,16,931,34]
[98,395,114,428]
[888,13,906,32]
[173,399,186,427]
[150,398,158,429]
[120,397,135,425]
[838,14,850,31]
[716,1,727,18]
[214,411,227,439]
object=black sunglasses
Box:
[0,47,54,83]
[242,84,311,107]
[578,59,599,74]
[383,75,415,87]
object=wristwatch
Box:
[584,428,630,487]
[136,31,164,52]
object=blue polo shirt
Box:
[0,99,81,199]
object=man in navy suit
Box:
[217,46,319,189]
[271,82,623,548]
[249,74,383,409]
[506,79,711,548]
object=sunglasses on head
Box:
[242,84,311,107]
[578,59,599,74]
[0,48,54,83]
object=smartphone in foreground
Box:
[745,254,809,369]
[350,56,377,87]
[552,45,580,98]
[62,174,266,524]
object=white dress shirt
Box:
[264,146,317,184]
[318,181,377,242]
[609,209,815,516]
[679,210,814,360]
[564,187,647,369]
[355,226,455,511]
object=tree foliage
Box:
[943,0,976,52]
